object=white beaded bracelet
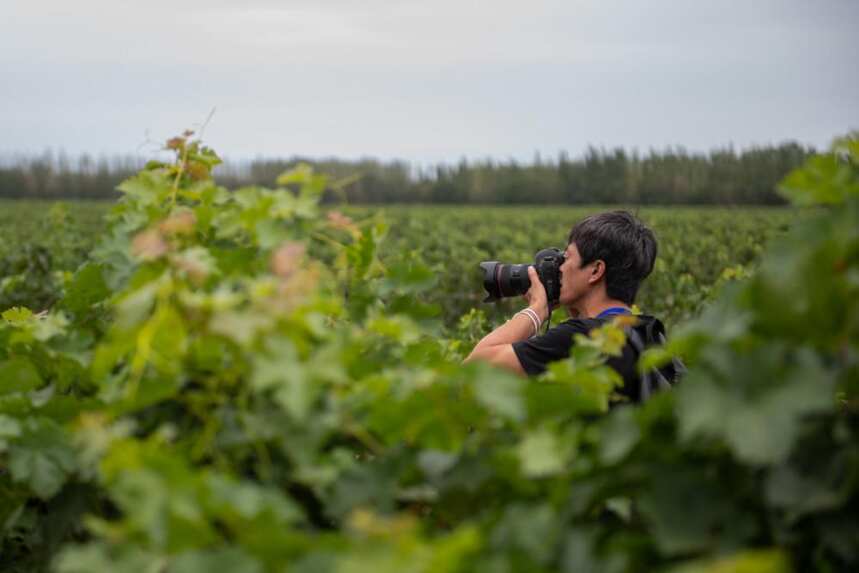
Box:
[523,308,543,334]
[516,311,538,336]
[524,307,541,328]
[515,308,542,337]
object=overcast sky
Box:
[1,0,856,163]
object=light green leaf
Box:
[0,413,22,451]
[517,428,568,478]
[668,549,791,573]
[472,368,525,422]
[2,306,33,324]
[599,406,640,465]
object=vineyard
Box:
[0,134,856,572]
[1,202,798,331]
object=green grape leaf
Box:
[0,357,42,394]
[0,413,22,451]
[8,418,77,499]
[171,548,262,573]
[517,428,569,478]
[2,306,34,324]
[599,406,640,465]
[471,366,526,422]
[62,263,110,316]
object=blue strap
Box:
[596,306,631,319]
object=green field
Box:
[0,136,855,572]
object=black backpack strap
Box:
[626,319,683,402]
[625,327,652,401]
[649,324,687,383]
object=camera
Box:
[479,247,565,306]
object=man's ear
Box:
[588,260,606,284]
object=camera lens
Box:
[480,261,532,302]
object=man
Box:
[464,210,670,403]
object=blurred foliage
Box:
[0,131,855,572]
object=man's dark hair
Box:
[567,210,658,305]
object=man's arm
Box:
[463,312,541,374]
[463,267,549,375]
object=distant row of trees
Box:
[0,143,814,204]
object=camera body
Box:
[480,247,565,306]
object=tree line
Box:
[0,142,814,204]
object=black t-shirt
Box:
[512,314,667,403]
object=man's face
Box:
[558,242,595,306]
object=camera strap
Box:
[596,306,631,319]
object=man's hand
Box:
[522,266,549,322]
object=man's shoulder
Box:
[539,317,608,344]
[556,314,665,335]
[554,317,602,333]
